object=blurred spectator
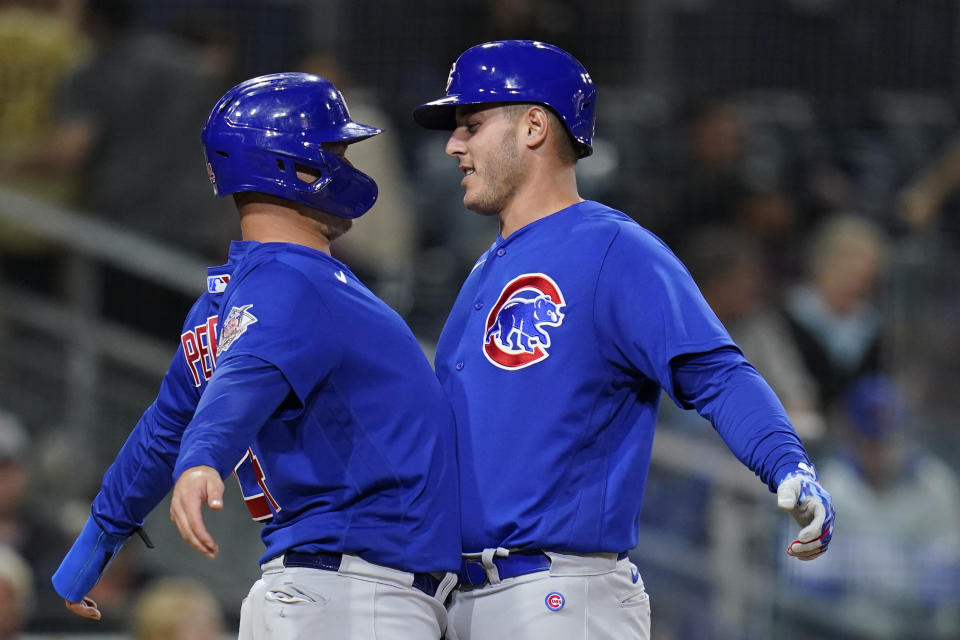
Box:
[18,0,235,258]
[0,543,33,639]
[0,0,88,293]
[7,0,237,338]
[897,134,960,234]
[780,213,889,413]
[648,94,801,281]
[130,576,224,640]
[0,0,87,196]
[680,226,825,441]
[777,375,960,639]
[297,49,418,315]
[897,132,960,231]
[0,410,71,627]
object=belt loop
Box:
[480,547,510,585]
[435,571,458,603]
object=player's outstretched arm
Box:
[170,465,224,559]
[51,515,128,620]
[776,462,836,560]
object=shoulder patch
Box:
[218,304,258,355]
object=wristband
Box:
[51,514,128,602]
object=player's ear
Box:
[522,106,549,150]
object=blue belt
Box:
[283,551,442,597]
[458,551,629,589]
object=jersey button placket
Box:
[456,362,465,371]
[474,301,483,310]
[496,248,506,257]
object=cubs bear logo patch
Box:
[218,304,258,355]
[483,273,566,370]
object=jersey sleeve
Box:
[174,354,294,478]
[92,335,204,534]
[53,308,208,602]
[214,261,341,405]
[672,347,811,490]
[595,226,737,401]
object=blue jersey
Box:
[91,241,250,536]
[436,200,806,554]
[174,242,460,572]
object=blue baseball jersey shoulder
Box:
[436,200,735,553]
[91,241,252,535]
[180,242,460,572]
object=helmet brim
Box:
[413,97,593,158]
[412,95,470,131]
[339,121,385,143]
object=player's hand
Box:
[776,463,835,560]
[170,465,223,559]
[65,597,101,620]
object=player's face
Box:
[322,141,349,158]
[447,105,528,216]
[298,141,353,239]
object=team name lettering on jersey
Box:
[180,315,219,386]
[218,304,258,355]
[483,273,566,370]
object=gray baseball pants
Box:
[445,551,651,640]
[238,554,457,639]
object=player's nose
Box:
[445,129,467,157]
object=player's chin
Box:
[319,216,353,241]
[463,194,499,217]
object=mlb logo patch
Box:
[207,274,230,293]
[545,592,565,611]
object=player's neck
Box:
[238,203,335,255]
[498,164,581,238]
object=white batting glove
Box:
[776,462,835,560]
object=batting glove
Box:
[776,462,835,560]
[52,514,128,602]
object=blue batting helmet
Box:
[413,40,596,158]
[201,72,383,219]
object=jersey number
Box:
[234,448,281,521]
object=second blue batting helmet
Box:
[413,40,596,158]
[201,72,383,218]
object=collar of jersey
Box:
[245,240,352,272]
[494,200,591,247]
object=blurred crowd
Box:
[1,0,960,638]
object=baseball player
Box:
[412,41,836,639]
[52,72,460,639]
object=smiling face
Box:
[446,104,530,216]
